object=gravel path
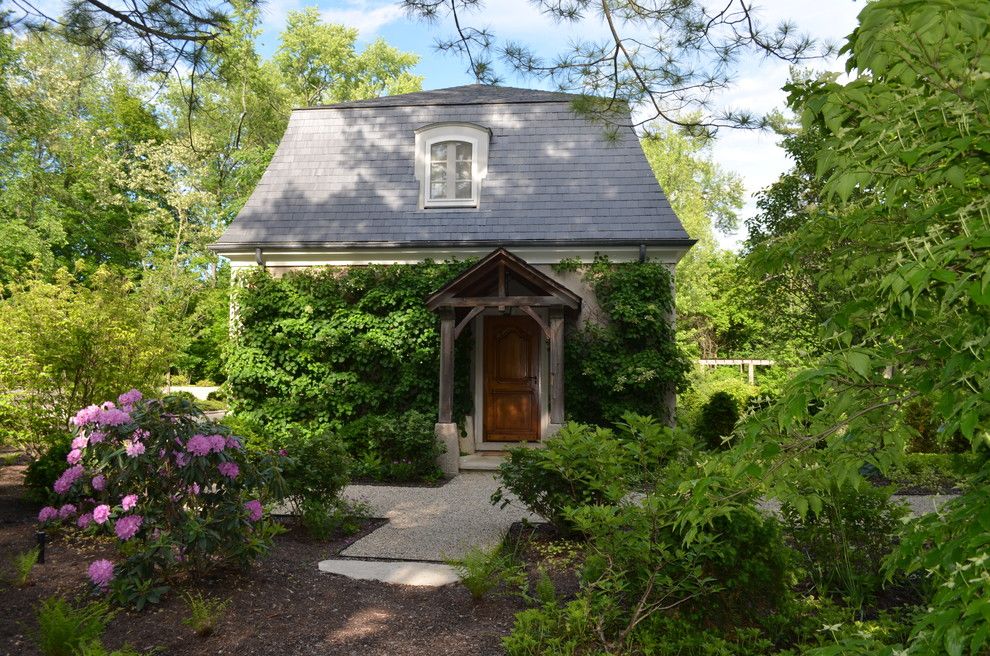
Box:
[339,472,958,563]
[341,472,541,562]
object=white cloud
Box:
[320,1,406,36]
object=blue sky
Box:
[253,0,864,249]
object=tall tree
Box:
[640,124,755,358]
[731,1,990,652]
[275,7,422,107]
[743,117,837,353]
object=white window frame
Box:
[414,123,490,209]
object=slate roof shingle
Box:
[213,84,691,250]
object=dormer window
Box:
[415,123,490,208]
[430,141,473,201]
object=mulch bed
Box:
[0,465,527,656]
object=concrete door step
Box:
[318,558,459,587]
[458,453,507,471]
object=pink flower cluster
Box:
[71,402,131,427]
[118,389,143,407]
[121,494,139,511]
[244,499,263,522]
[93,504,111,525]
[53,465,84,494]
[38,506,58,522]
[186,433,228,457]
[88,559,114,588]
[114,514,143,540]
[218,461,240,479]
[124,439,145,457]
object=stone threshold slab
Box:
[317,558,460,587]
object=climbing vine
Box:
[225,261,473,441]
[227,256,687,439]
[565,256,690,424]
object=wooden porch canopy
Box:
[426,248,581,426]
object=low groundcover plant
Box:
[37,390,286,608]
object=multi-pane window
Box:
[429,140,474,202]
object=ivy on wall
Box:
[563,256,690,424]
[225,261,473,439]
[227,256,687,438]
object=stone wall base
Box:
[434,422,461,478]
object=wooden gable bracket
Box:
[425,247,582,315]
[518,305,550,338]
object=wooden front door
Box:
[484,315,541,442]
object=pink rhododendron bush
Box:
[38,390,286,608]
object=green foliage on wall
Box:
[565,257,690,424]
[225,261,473,440]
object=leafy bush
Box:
[695,391,741,450]
[886,452,975,493]
[280,431,352,504]
[493,414,692,533]
[23,435,72,503]
[38,391,287,608]
[505,493,795,655]
[35,597,113,656]
[447,544,528,602]
[782,483,908,608]
[299,498,367,540]
[0,268,174,455]
[565,257,690,424]
[676,366,758,432]
[181,592,230,637]
[338,410,441,482]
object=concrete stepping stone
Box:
[318,558,459,587]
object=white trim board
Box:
[224,245,688,271]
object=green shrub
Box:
[280,431,352,504]
[35,597,113,656]
[695,391,741,450]
[23,435,72,503]
[0,268,174,456]
[506,497,794,655]
[338,410,441,482]
[299,498,368,540]
[494,414,693,533]
[181,592,230,637]
[677,367,758,431]
[493,423,630,533]
[447,544,528,602]
[782,483,908,608]
[887,452,974,492]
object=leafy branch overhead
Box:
[403,0,837,133]
[2,0,253,80]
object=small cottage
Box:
[212,84,693,475]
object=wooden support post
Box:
[748,362,755,385]
[438,309,455,424]
[549,310,565,425]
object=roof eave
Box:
[208,237,698,254]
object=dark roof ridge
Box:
[296,83,586,111]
